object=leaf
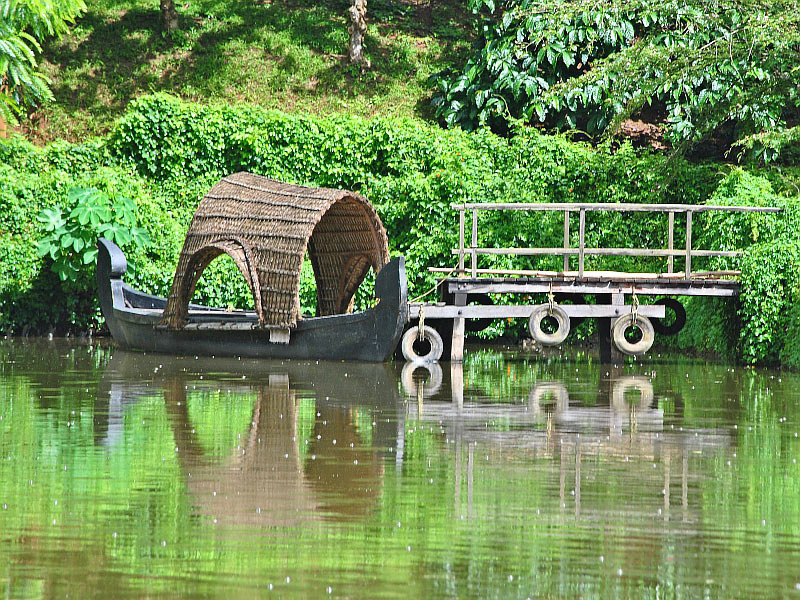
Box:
[82,248,98,264]
[37,207,65,232]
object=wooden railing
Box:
[447,203,782,280]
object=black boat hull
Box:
[97,239,408,362]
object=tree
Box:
[430,0,800,162]
[0,0,86,129]
[348,0,369,70]
[160,0,178,34]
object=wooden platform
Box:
[403,201,782,362]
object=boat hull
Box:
[97,239,408,362]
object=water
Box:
[1,340,800,598]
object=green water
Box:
[1,341,800,599]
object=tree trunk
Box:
[347,0,369,71]
[160,0,179,33]
[0,82,7,138]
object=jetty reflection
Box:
[100,352,731,526]
[400,362,730,520]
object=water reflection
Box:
[2,341,800,598]
[400,362,730,521]
[100,352,400,525]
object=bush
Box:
[3,95,800,367]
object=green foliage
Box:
[430,0,800,163]
[0,0,86,125]
[737,238,800,365]
[5,95,800,367]
[36,186,149,282]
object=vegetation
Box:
[2,0,800,367]
[21,0,473,142]
[431,0,800,161]
[36,186,150,282]
[0,0,86,127]
[1,94,798,366]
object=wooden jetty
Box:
[404,202,781,362]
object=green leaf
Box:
[82,248,98,264]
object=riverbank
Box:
[2,95,799,367]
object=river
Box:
[1,340,799,598]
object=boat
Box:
[96,173,408,362]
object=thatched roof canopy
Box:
[160,173,389,330]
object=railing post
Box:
[471,209,478,278]
[578,208,586,278]
[667,211,675,274]
[563,210,570,272]
[458,206,465,275]
[685,210,693,280]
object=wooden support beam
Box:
[409,303,666,319]
[471,209,478,278]
[667,211,675,274]
[458,208,465,274]
[450,248,740,258]
[563,210,570,272]
[443,279,740,297]
[685,210,693,281]
[450,202,782,214]
[451,293,467,362]
[578,208,586,278]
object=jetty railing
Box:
[443,203,782,280]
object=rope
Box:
[409,268,457,304]
[631,288,639,326]
[547,282,555,316]
[418,306,426,341]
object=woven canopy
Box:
[160,173,390,330]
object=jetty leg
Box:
[451,293,467,362]
[597,293,623,363]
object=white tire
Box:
[528,304,570,346]
[610,376,654,410]
[400,361,443,398]
[401,325,444,363]
[527,382,569,416]
[611,314,655,356]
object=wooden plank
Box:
[430,267,741,279]
[685,210,693,281]
[563,210,570,271]
[182,322,257,330]
[443,280,739,297]
[450,202,782,213]
[450,248,740,258]
[451,293,467,362]
[409,304,666,319]
[667,211,675,274]
[579,208,586,278]
[269,328,291,344]
[471,209,478,278]
[458,208,465,274]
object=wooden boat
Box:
[96,174,408,362]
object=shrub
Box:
[3,95,800,368]
[36,187,150,282]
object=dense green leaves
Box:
[0,0,86,125]
[430,0,800,162]
[4,94,800,365]
[36,186,150,282]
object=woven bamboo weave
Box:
[160,172,390,329]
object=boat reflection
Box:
[100,352,402,525]
[99,352,731,527]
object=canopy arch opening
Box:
[160,173,389,330]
